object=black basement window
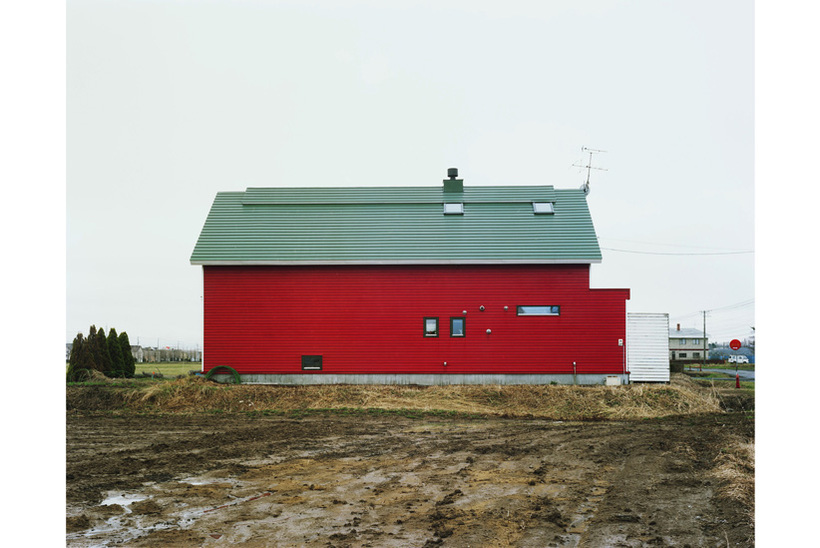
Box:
[517,305,560,316]
[450,317,466,337]
[424,317,439,337]
[301,355,323,370]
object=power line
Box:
[601,247,754,256]
[600,237,752,252]
[709,324,756,335]
[670,299,755,322]
[707,318,756,330]
[709,299,755,313]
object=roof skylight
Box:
[443,203,464,215]
[533,202,554,214]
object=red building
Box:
[191,169,630,384]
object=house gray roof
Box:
[669,328,708,338]
[190,184,602,265]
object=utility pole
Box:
[702,311,708,371]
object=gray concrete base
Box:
[207,373,630,386]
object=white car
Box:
[728,355,750,364]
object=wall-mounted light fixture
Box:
[486,329,492,334]
[479,305,485,311]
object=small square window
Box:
[532,202,554,214]
[443,203,464,215]
[450,317,465,337]
[424,317,439,337]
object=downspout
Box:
[623,309,628,384]
[623,310,627,377]
[623,340,627,382]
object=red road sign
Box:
[730,339,742,351]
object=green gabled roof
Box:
[190,185,602,265]
[240,186,557,204]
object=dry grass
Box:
[711,437,755,526]
[87,373,724,420]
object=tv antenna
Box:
[572,146,607,195]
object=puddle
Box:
[68,484,218,547]
[100,492,148,508]
[180,475,230,486]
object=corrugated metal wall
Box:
[627,313,670,382]
[203,265,630,376]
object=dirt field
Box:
[67,409,753,547]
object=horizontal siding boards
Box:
[191,187,601,264]
[203,265,630,376]
[627,313,670,382]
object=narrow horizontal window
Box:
[517,305,560,316]
[450,317,465,337]
[424,317,439,337]
[532,202,554,214]
[443,203,464,215]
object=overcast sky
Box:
[66,0,755,348]
[7,2,820,541]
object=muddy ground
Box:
[67,410,753,547]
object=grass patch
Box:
[67,373,723,420]
[66,363,202,386]
[134,362,201,378]
[692,378,755,393]
[688,372,734,379]
[684,364,755,371]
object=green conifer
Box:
[107,327,125,377]
[89,325,111,374]
[67,332,95,382]
[118,331,136,378]
[66,333,83,382]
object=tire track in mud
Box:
[67,413,753,547]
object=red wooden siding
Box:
[202,265,630,375]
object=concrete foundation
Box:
[207,373,630,386]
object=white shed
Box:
[627,313,670,382]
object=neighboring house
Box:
[669,323,709,361]
[67,342,195,364]
[131,345,144,363]
[140,347,199,363]
[190,169,631,385]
